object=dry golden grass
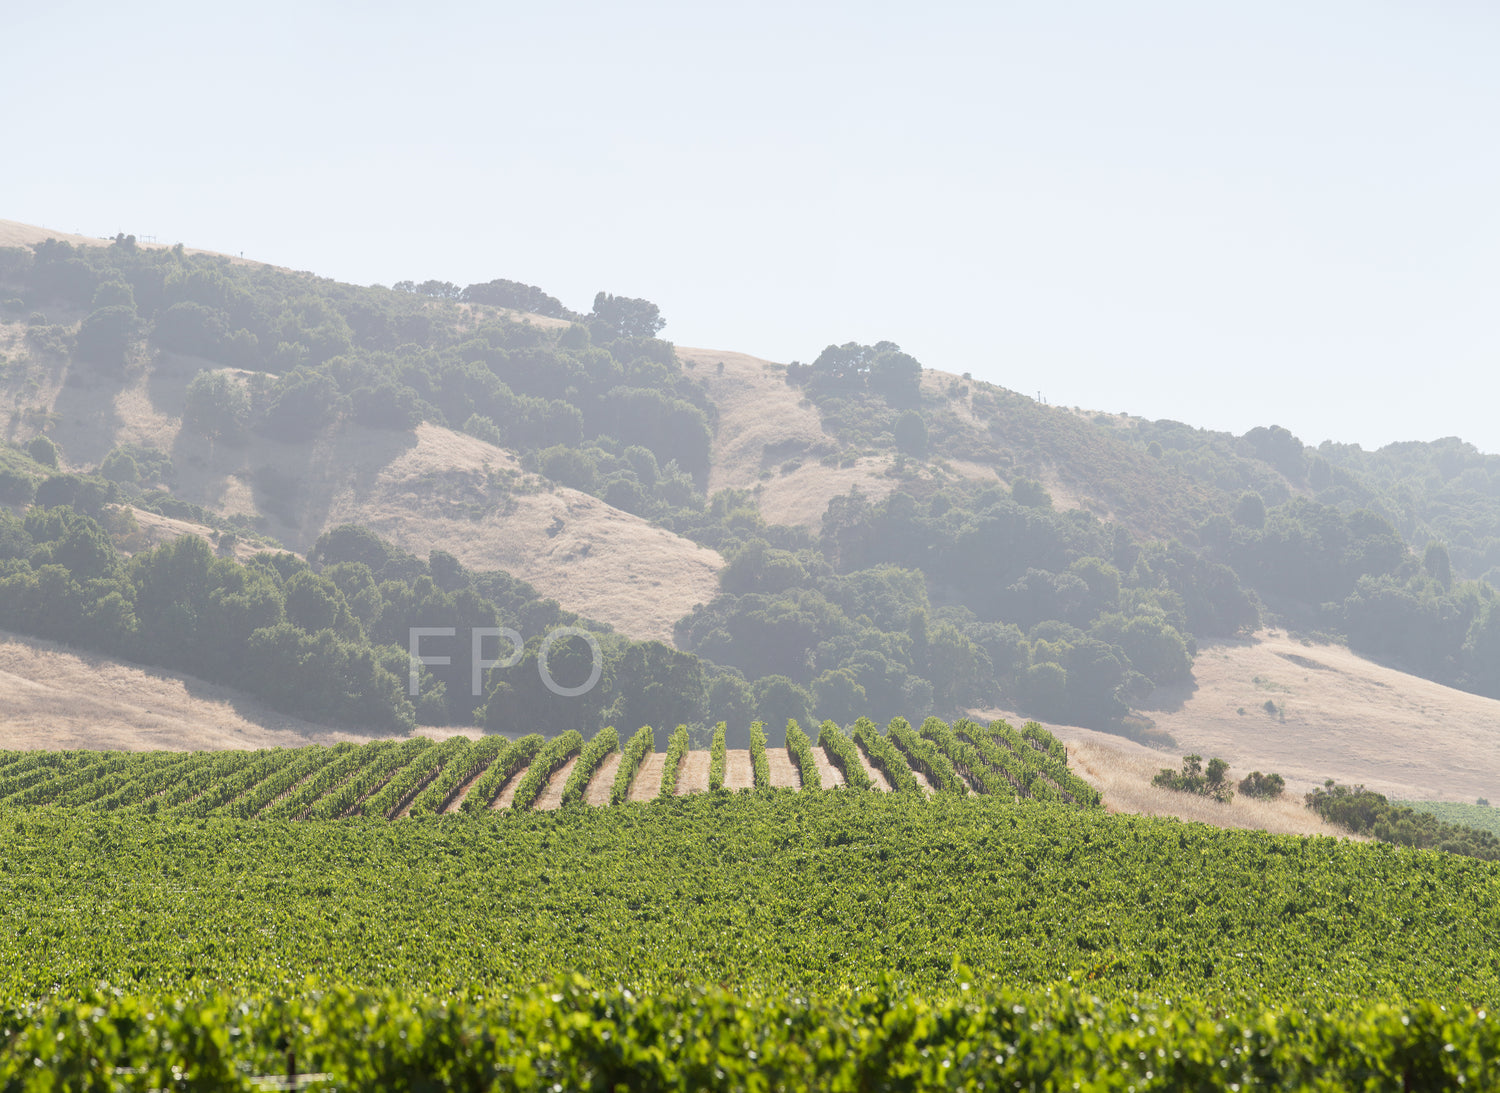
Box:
[124,507,267,563]
[766,748,800,789]
[0,630,482,753]
[676,749,711,795]
[0,323,723,641]
[1064,737,1357,837]
[316,423,723,643]
[0,629,363,752]
[966,628,1500,833]
[681,345,901,526]
[1145,632,1500,803]
[0,219,262,266]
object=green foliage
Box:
[887,716,962,793]
[360,737,454,818]
[24,435,57,469]
[850,716,919,793]
[610,725,654,804]
[183,370,250,442]
[1401,798,1500,838]
[658,724,689,798]
[815,719,872,790]
[1153,753,1234,802]
[511,731,583,811]
[74,304,136,366]
[407,733,511,817]
[560,725,619,808]
[792,340,921,409]
[1308,781,1500,861]
[589,290,665,338]
[748,720,770,790]
[459,278,575,318]
[892,408,928,456]
[784,719,821,789]
[708,721,727,790]
[460,734,545,812]
[1011,477,1052,509]
[3,791,1500,1013]
[1238,770,1286,799]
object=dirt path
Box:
[767,748,800,789]
[491,767,526,810]
[389,768,442,819]
[532,756,579,812]
[723,749,754,790]
[855,743,892,792]
[444,766,489,813]
[676,750,710,795]
[909,766,936,795]
[812,746,846,789]
[586,753,622,806]
[628,753,665,802]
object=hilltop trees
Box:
[460,278,574,319]
[590,292,665,339]
[791,340,922,409]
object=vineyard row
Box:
[0,717,1098,819]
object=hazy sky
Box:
[6,1,1498,452]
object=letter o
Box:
[537,626,603,698]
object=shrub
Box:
[99,450,140,484]
[0,470,35,505]
[1238,770,1286,799]
[1153,754,1233,802]
[26,435,58,468]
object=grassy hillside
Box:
[4,223,1500,798]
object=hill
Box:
[0,628,372,751]
[5,219,1500,810]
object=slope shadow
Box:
[49,358,126,467]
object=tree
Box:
[1232,491,1266,529]
[590,292,666,339]
[75,305,136,367]
[183,371,249,443]
[893,410,928,456]
[1424,542,1453,591]
[1242,424,1307,479]
[99,450,139,484]
[751,675,814,743]
[610,641,708,746]
[1011,478,1052,510]
[26,435,58,469]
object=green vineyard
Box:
[3,786,1500,1088]
[5,716,1500,1089]
[0,716,1098,819]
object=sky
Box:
[5,1,1498,452]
